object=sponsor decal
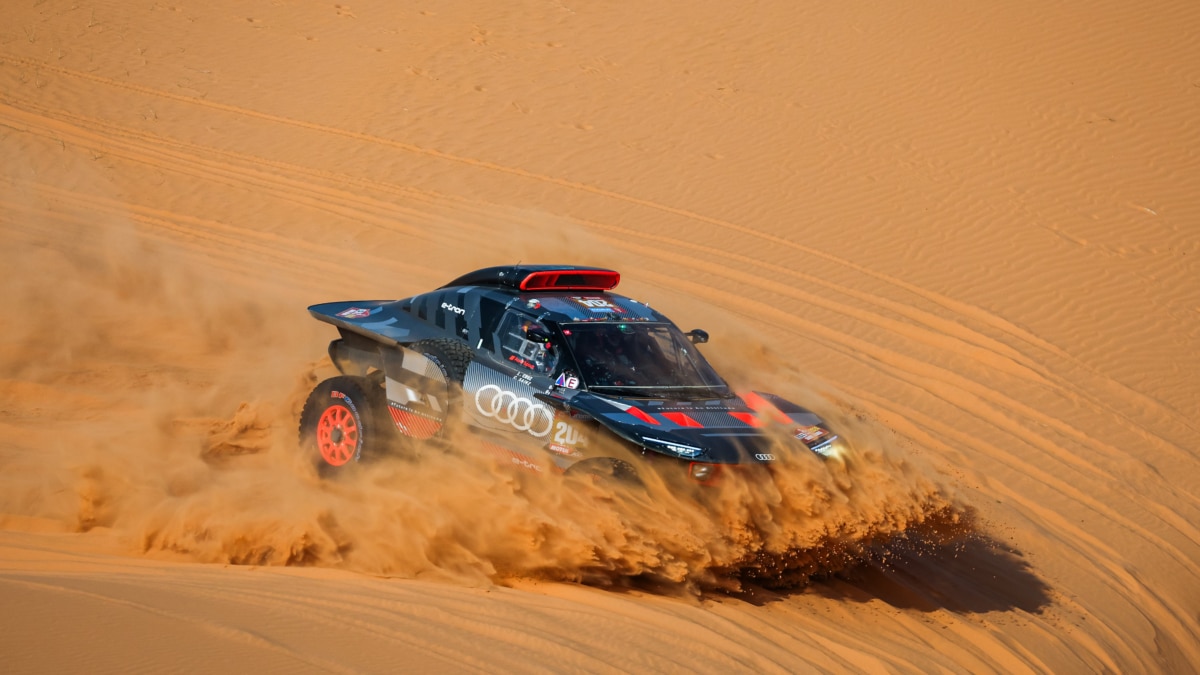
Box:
[336,307,373,319]
[441,302,466,316]
[330,390,360,415]
[480,440,545,473]
[794,426,828,443]
[511,456,544,472]
[387,403,443,440]
[547,442,580,457]
[571,296,625,313]
[754,453,776,461]
[554,373,580,389]
[474,384,555,437]
[508,354,535,369]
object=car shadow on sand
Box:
[731,534,1053,614]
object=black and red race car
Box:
[299,265,845,484]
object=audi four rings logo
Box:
[474,384,555,437]
[754,453,776,461]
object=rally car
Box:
[299,265,846,484]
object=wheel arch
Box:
[329,330,385,376]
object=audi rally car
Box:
[299,265,845,484]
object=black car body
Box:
[300,265,844,483]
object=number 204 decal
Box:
[553,421,582,446]
[548,421,585,457]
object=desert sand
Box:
[2,0,1198,672]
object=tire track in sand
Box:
[5,87,1192,490]
[4,75,1192,494]
[0,53,1119,375]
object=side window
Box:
[495,313,559,374]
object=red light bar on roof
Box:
[519,270,620,291]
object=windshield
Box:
[559,322,730,397]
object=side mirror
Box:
[686,329,709,344]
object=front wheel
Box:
[299,376,385,476]
[566,457,643,487]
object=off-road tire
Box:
[566,457,643,487]
[410,338,472,383]
[299,375,387,477]
[409,338,473,430]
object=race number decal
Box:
[547,421,584,457]
[553,421,581,446]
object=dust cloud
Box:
[0,219,973,593]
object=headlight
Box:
[688,462,718,481]
[642,436,706,458]
[811,435,847,459]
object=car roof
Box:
[513,292,664,323]
[440,265,620,292]
[436,265,667,324]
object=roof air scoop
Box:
[519,269,620,291]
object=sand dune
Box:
[2,0,1198,672]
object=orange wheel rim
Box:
[317,404,359,466]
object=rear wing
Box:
[309,300,411,346]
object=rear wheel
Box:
[299,376,387,476]
[411,338,471,382]
[409,338,473,432]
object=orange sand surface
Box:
[2,0,1198,672]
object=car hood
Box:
[553,390,833,464]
